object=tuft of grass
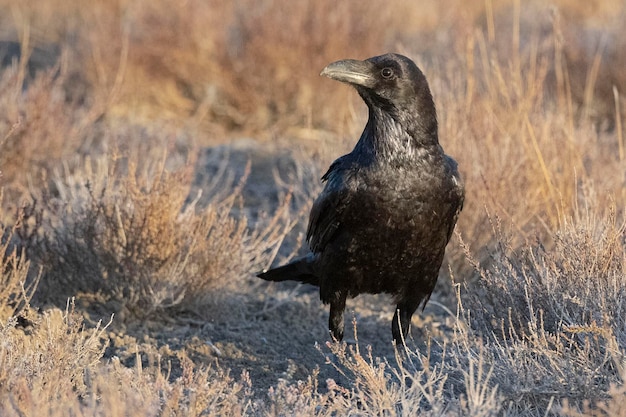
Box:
[0,208,39,324]
[18,153,295,320]
[0,65,83,193]
[432,7,626,281]
[0,301,257,416]
[261,320,502,416]
[0,300,111,412]
[460,200,626,412]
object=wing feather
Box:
[306,157,353,253]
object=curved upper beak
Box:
[320,59,376,88]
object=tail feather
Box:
[257,255,319,286]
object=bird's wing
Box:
[306,188,348,253]
[307,157,353,253]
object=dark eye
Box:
[381,68,394,79]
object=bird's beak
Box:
[320,59,376,88]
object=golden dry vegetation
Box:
[0,0,625,415]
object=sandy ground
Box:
[92,283,456,394]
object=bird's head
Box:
[320,53,437,140]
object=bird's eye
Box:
[381,68,394,79]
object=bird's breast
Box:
[346,165,455,241]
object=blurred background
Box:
[1,0,624,137]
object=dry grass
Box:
[460,203,626,414]
[0,65,85,194]
[16,153,295,320]
[0,0,625,415]
[0,300,257,416]
[0,211,38,323]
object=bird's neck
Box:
[354,106,441,162]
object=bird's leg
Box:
[391,299,421,345]
[329,293,347,342]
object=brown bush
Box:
[461,201,626,410]
[0,66,84,194]
[19,154,294,319]
[0,210,38,323]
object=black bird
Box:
[258,53,464,345]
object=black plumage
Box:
[258,53,464,345]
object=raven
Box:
[258,53,464,345]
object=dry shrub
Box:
[0,301,110,413]
[461,200,626,411]
[318,341,452,415]
[468,1,626,133]
[464,203,626,337]
[0,211,38,323]
[96,353,255,416]
[0,64,91,195]
[158,356,254,416]
[560,370,626,416]
[3,0,625,140]
[432,5,626,278]
[0,305,254,416]
[256,327,501,416]
[23,153,294,319]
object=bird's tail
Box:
[256,255,319,286]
